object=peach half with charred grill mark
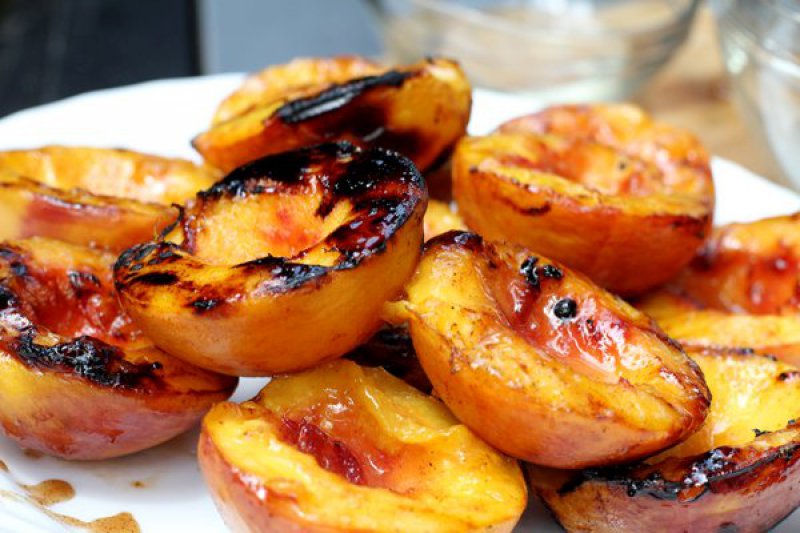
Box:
[638,213,800,368]
[528,347,800,533]
[193,57,471,173]
[452,104,714,295]
[114,142,426,377]
[392,231,709,469]
[198,359,527,533]
[0,237,237,460]
[0,146,219,252]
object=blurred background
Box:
[0,0,797,187]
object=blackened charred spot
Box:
[778,371,800,383]
[13,334,161,388]
[753,428,768,437]
[156,205,184,240]
[0,248,29,278]
[239,256,328,292]
[68,271,101,296]
[115,243,153,270]
[564,448,737,501]
[126,272,179,286]
[541,264,563,279]
[159,248,180,259]
[553,298,578,319]
[523,203,552,216]
[0,285,16,309]
[199,144,423,273]
[0,248,23,272]
[520,256,540,289]
[452,231,482,248]
[9,262,27,277]
[427,231,482,254]
[201,142,355,201]
[146,246,183,266]
[717,523,740,533]
[133,243,157,262]
[275,70,413,125]
[191,297,222,313]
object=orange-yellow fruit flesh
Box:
[200,360,526,532]
[651,349,800,462]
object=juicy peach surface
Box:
[199,359,527,533]
[529,347,800,533]
[423,199,466,241]
[638,213,800,367]
[0,237,236,459]
[194,57,472,173]
[453,104,714,295]
[0,147,218,251]
[391,231,709,468]
[115,142,426,376]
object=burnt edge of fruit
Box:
[115,143,425,303]
[275,70,413,125]
[0,245,29,278]
[202,142,424,267]
[11,332,161,389]
[559,442,800,502]
[67,270,101,297]
[425,230,483,253]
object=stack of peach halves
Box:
[0,56,797,533]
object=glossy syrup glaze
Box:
[438,232,633,382]
[680,237,800,315]
[270,400,396,491]
[0,242,160,389]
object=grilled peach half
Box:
[194,57,471,173]
[0,146,218,251]
[0,237,236,460]
[453,104,714,295]
[115,142,426,376]
[423,199,466,241]
[638,213,800,367]
[198,359,527,533]
[391,231,710,468]
[529,347,800,533]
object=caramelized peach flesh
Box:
[198,360,527,533]
[0,238,237,460]
[453,104,714,295]
[193,57,472,173]
[422,199,466,241]
[395,231,709,468]
[115,142,426,376]
[0,147,218,251]
[529,348,800,533]
[638,214,800,367]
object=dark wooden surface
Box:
[0,0,198,118]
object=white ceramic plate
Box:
[0,76,797,533]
